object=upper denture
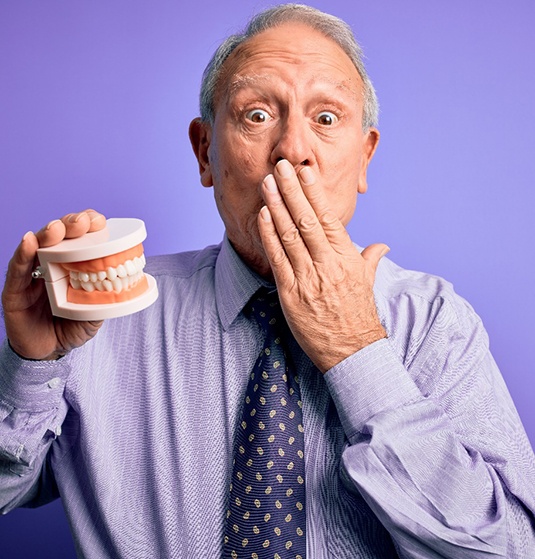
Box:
[69,254,146,293]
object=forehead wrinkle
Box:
[226,72,361,104]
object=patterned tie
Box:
[223,289,306,559]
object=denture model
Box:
[37,218,158,320]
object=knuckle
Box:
[270,196,287,211]
[317,260,347,286]
[270,247,287,266]
[280,226,301,245]
[297,213,318,233]
[318,210,341,229]
[331,261,348,284]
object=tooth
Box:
[125,260,136,276]
[89,272,98,282]
[70,271,79,280]
[113,278,123,293]
[107,267,117,281]
[97,270,107,281]
[95,281,104,291]
[80,272,90,283]
[81,281,95,292]
[121,276,129,289]
[140,254,146,267]
[70,278,81,290]
[116,264,127,278]
[103,279,113,292]
[134,257,142,272]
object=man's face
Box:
[190,22,379,277]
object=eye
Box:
[316,111,338,126]
[245,109,270,123]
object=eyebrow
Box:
[226,74,273,97]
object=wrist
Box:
[315,326,388,374]
[7,339,66,361]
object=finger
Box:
[273,161,327,251]
[257,205,294,289]
[84,209,107,232]
[273,159,315,225]
[297,166,354,255]
[35,219,67,248]
[360,243,390,274]
[266,159,330,267]
[2,232,48,316]
[61,211,92,239]
[262,173,313,273]
[35,210,107,248]
[4,232,39,295]
[273,161,352,262]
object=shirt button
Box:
[47,377,61,389]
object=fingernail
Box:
[68,213,82,223]
[381,245,391,257]
[45,219,61,230]
[260,206,272,222]
[263,174,278,193]
[276,159,293,178]
[299,166,315,185]
[85,209,100,223]
[22,231,33,242]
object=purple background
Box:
[1,1,534,556]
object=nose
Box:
[270,114,316,170]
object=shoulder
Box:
[374,255,478,323]
[144,243,221,280]
[373,255,489,368]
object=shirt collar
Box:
[215,235,273,331]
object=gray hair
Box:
[199,3,379,130]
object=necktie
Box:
[223,289,306,559]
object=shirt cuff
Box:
[0,339,71,412]
[324,338,422,443]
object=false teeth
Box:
[68,257,146,295]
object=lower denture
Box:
[67,276,149,304]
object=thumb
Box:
[360,243,390,274]
[5,231,40,295]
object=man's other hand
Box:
[2,209,107,360]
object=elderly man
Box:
[1,4,534,558]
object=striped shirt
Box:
[1,237,534,558]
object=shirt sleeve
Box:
[324,294,535,559]
[0,339,72,514]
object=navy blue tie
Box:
[224,290,306,559]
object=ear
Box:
[357,127,380,194]
[189,117,213,187]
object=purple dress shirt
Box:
[1,237,534,558]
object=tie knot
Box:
[248,289,284,334]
